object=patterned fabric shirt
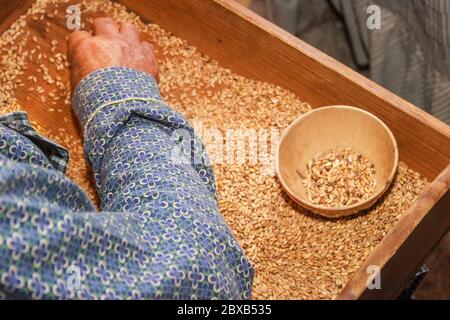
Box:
[0,67,254,300]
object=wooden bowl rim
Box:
[276,105,399,217]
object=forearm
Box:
[0,67,253,299]
[73,67,217,209]
[73,66,253,299]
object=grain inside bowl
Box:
[277,105,399,218]
[300,148,376,207]
[0,0,429,299]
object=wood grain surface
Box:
[0,0,34,34]
[1,0,449,299]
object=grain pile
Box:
[0,0,428,299]
[301,148,376,207]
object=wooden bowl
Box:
[276,106,399,218]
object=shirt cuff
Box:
[72,66,163,131]
[0,112,69,173]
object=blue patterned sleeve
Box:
[0,67,253,300]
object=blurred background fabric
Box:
[264,0,450,124]
[236,0,450,300]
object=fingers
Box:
[141,41,159,81]
[120,23,140,44]
[141,41,156,60]
[67,30,92,51]
[93,17,119,36]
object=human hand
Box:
[67,17,159,91]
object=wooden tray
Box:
[1,0,449,299]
